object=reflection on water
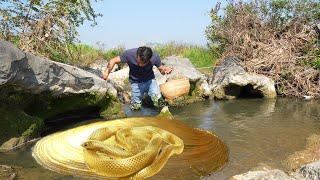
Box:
[0,98,320,179]
[172,98,320,179]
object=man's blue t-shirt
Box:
[120,48,161,83]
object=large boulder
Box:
[161,56,203,82]
[0,40,117,97]
[0,40,124,151]
[153,67,167,85]
[161,56,211,98]
[108,67,130,91]
[210,57,276,99]
[84,59,119,78]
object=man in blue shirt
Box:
[102,46,172,110]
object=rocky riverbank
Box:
[0,40,277,161]
[231,134,320,180]
[0,40,124,151]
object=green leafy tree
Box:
[0,0,101,64]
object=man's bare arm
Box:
[102,56,121,80]
[158,65,173,75]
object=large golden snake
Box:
[81,126,184,178]
[32,117,228,179]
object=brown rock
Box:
[0,137,19,152]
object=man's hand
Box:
[102,56,121,80]
[102,69,109,80]
[158,65,173,75]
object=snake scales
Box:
[81,126,184,178]
[32,117,228,179]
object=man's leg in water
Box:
[130,82,143,110]
[147,79,164,108]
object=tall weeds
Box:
[206,0,320,98]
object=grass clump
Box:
[50,44,125,68]
[57,43,217,69]
[50,44,104,67]
[154,42,218,68]
[103,47,125,60]
[312,58,320,69]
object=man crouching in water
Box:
[102,46,172,111]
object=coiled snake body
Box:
[32,117,228,179]
[81,126,184,179]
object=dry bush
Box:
[207,1,320,98]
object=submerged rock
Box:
[232,169,295,180]
[286,134,320,170]
[0,164,16,180]
[210,57,276,99]
[0,108,44,152]
[157,106,173,119]
[0,138,19,152]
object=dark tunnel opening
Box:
[224,84,264,99]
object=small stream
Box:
[0,98,319,179]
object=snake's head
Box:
[81,140,96,150]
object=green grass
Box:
[50,42,217,69]
[50,44,104,67]
[311,49,320,69]
[154,42,217,68]
[103,47,125,60]
[312,58,320,69]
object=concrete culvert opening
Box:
[224,84,264,99]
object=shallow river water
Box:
[0,98,319,179]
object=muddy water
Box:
[171,98,320,179]
[0,98,320,179]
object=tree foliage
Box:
[0,0,101,63]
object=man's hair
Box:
[137,46,153,63]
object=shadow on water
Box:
[0,98,320,179]
[41,106,102,137]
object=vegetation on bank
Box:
[0,1,216,69]
[0,108,44,144]
[0,0,99,64]
[50,43,217,69]
[206,0,320,98]
[2,0,319,98]
[154,43,217,68]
